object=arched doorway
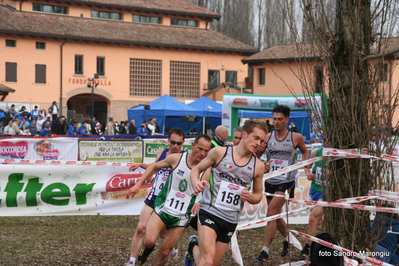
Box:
[67,94,109,124]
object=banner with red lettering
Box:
[0,138,78,160]
[0,164,148,216]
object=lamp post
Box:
[87,74,99,117]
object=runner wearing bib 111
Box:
[125,128,185,266]
[255,105,310,264]
[129,134,212,266]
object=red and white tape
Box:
[0,158,140,168]
[290,229,395,266]
[289,199,399,214]
[237,205,316,229]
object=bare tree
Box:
[281,0,399,255]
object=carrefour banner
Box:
[0,138,78,160]
[142,138,194,163]
[79,140,143,163]
[0,164,149,216]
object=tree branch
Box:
[360,45,399,63]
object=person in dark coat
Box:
[129,119,137,135]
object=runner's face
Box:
[273,112,289,131]
[233,131,242,146]
[243,127,266,153]
[191,138,211,162]
[168,133,184,153]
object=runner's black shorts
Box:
[198,209,237,244]
[264,180,295,200]
[144,198,155,209]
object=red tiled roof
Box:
[0,5,257,53]
[0,84,16,93]
[243,38,399,63]
[52,0,221,18]
[242,43,320,63]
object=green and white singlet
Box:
[200,146,256,224]
[154,152,196,220]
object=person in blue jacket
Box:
[371,211,399,264]
[77,121,90,135]
[39,125,51,137]
[28,119,38,136]
[137,123,148,137]
[66,121,78,135]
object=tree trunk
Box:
[324,0,373,251]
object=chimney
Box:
[198,0,204,7]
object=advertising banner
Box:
[79,140,143,163]
[0,163,149,216]
[142,138,195,163]
[0,137,78,160]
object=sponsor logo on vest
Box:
[204,219,214,225]
[179,179,188,192]
[177,169,185,176]
[219,172,248,187]
[175,192,186,198]
[228,184,240,191]
[269,150,292,156]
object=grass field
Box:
[0,216,308,265]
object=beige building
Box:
[0,0,257,123]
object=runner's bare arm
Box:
[128,149,164,171]
[126,154,177,199]
[191,147,224,195]
[294,132,311,178]
[240,158,265,204]
[305,149,317,180]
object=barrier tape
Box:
[237,205,316,229]
[290,229,394,266]
[289,199,399,214]
[0,158,144,168]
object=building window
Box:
[36,42,46,50]
[381,63,388,82]
[315,66,324,93]
[208,70,220,90]
[5,62,17,82]
[130,58,162,97]
[75,55,83,75]
[170,61,200,98]
[226,71,237,85]
[171,18,197,27]
[133,15,160,24]
[5,40,16,47]
[33,3,67,14]
[259,68,265,85]
[97,57,105,76]
[35,64,46,84]
[91,10,121,20]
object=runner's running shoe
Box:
[255,250,269,263]
[298,244,310,259]
[137,245,155,265]
[281,241,290,257]
[170,244,179,259]
[125,261,134,266]
[185,235,198,266]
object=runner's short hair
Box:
[273,105,290,118]
[242,120,268,135]
[194,134,211,145]
[168,128,185,140]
